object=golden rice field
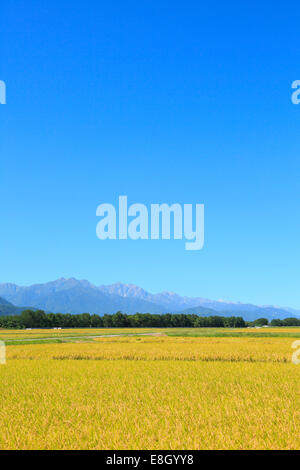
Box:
[0,328,155,341]
[0,329,299,450]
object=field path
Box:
[7,332,164,343]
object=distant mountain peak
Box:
[0,277,298,320]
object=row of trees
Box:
[251,317,300,327]
[270,318,300,326]
[0,310,299,329]
[0,310,246,329]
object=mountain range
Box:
[0,278,299,321]
[0,296,25,316]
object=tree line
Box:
[0,309,299,329]
[269,318,300,326]
[0,310,247,329]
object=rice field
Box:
[0,329,299,450]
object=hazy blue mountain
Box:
[98,283,298,320]
[0,297,24,316]
[281,306,300,316]
[179,305,295,322]
[0,278,298,320]
[99,283,208,311]
[184,300,297,321]
[0,296,11,305]
[0,279,165,315]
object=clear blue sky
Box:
[1,1,299,307]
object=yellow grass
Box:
[6,336,296,362]
[1,326,300,341]
[0,334,299,450]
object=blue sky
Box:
[1,1,299,307]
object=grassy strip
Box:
[165,331,300,338]
[5,333,160,346]
[6,339,67,345]
[2,332,149,340]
